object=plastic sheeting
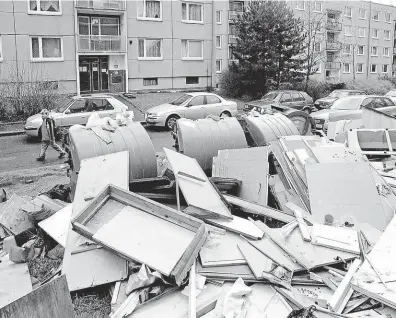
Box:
[176,117,248,171]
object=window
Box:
[292,93,305,102]
[384,47,390,57]
[345,7,352,18]
[384,30,391,40]
[90,99,114,111]
[358,27,365,37]
[372,29,379,39]
[188,96,204,106]
[69,100,88,114]
[206,95,221,104]
[371,64,377,73]
[315,63,322,73]
[296,1,305,10]
[343,63,351,73]
[182,40,203,59]
[216,35,221,48]
[383,64,389,73]
[344,25,352,36]
[344,44,352,54]
[371,46,378,56]
[31,37,62,61]
[143,78,158,86]
[28,0,61,14]
[313,1,322,12]
[216,10,221,24]
[373,11,379,21]
[79,17,120,36]
[358,8,366,19]
[357,63,364,73]
[137,0,161,20]
[181,2,203,23]
[216,59,222,73]
[385,13,391,23]
[357,45,364,55]
[314,42,321,53]
[138,39,162,59]
[280,94,292,102]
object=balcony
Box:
[77,35,125,53]
[75,0,126,11]
[228,35,239,45]
[325,61,341,69]
[229,10,243,21]
[326,21,342,32]
[326,41,342,51]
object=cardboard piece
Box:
[0,194,33,235]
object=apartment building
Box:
[0,0,396,95]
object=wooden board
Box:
[199,232,247,267]
[62,151,130,292]
[213,147,269,206]
[0,254,32,309]
[164,148,232,220]
[255,221,356,270]
[306,162,387,230]
[205,216,263,240]
[352,215,396,309]
[93,206,195,276]
[310,146,365,163]
[0,275,75,318]
[0,194,33,235]
[38,204,72,247]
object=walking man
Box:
[36,109,67,162]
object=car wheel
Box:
[220,111,231,118]
[165,115,179,131]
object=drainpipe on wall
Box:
[366,1,372,79]
[211,0,216,89]
[124,5,128,93]
[11,0,19,82]
[74,0,80,96]
[171,1,174,89]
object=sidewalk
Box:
[0,122,25,137]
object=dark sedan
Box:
[244,90,314,114]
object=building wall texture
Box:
[0,0,395,95]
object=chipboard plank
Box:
[0,275,75,318]
[62,151,129,292]
[213,147,269,206]
[206,215,263,240]
[306,162,387,230]
[164,148,232,220]
[93,206,196,276]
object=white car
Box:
[145,92,238,130]
[24,94,133,138]
[385,90,396,104]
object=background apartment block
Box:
[0,0,396,95]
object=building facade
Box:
[0,0,396,95]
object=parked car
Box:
[314,89,366,110]
[145,92,238,130]
[311,95,395,131]
[24,94,133,138]
[243,90,314,114]
[385,90,396,103]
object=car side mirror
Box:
[65,109,71,114]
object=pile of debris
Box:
[2,129,396,317]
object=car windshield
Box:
[331,97,363,110]
[261,92,279,101]
[56,98,74,112]
[170,94,192,106]
[328,91,350,98]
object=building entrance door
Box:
[79,56,109,93]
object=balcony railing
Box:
[77,35,125,52]
[325,61,341,69]
[75,0,126,11]
[326,41,342,51]
[229,10,243,21]
[228,35,239,45]
[326,21,342,32]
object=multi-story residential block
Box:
[0,0,396,96]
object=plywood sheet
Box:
[306,162,386,230]
[38,204,72,247]
[206,215,263,240]
[93,205,195,276]
[213,147,269,206]
[352,215,396,309]
[200,232,247,267]
[0,194,33,235]
[0,254,32,309]
[0,275,74,318]
[62,151,129,291]
[164,148,232,219]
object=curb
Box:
[0,130,25,137]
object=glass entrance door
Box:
[79,63,91,92]
[79,56,108,93]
